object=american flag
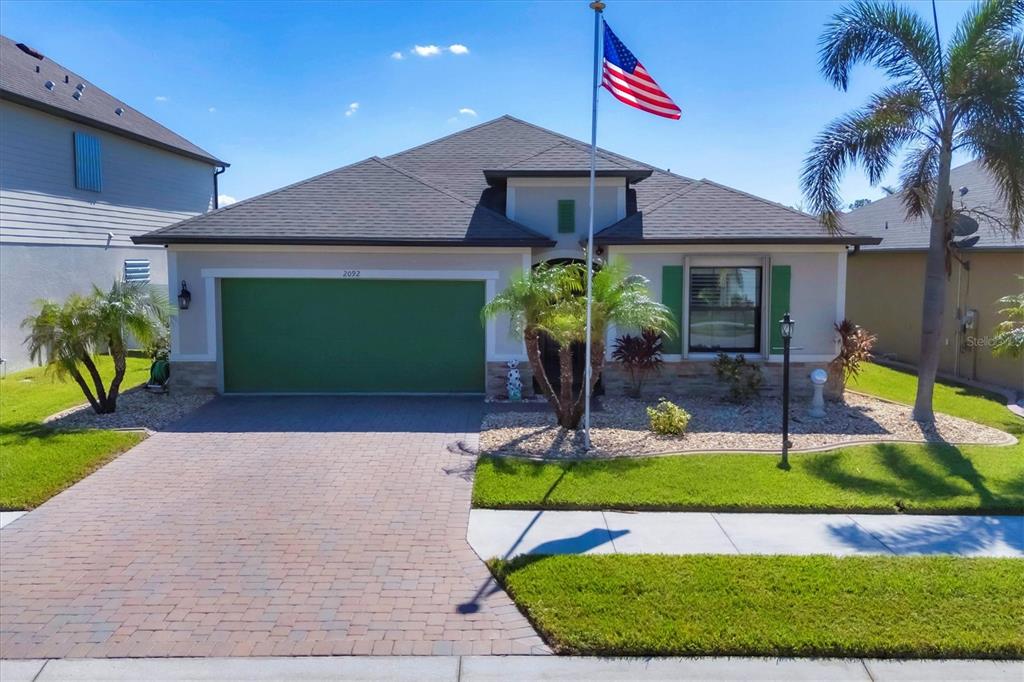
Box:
[602,21,681,120]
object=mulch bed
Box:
[480,391,1016,459]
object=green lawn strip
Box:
[849,363,1022,436]
[474,444,1024,513]
[473,363,1024,513]
[0,356,151,510]
[490,554,1024,659]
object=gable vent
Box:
[123,259,151,283]
[44,80,55,91]
[72,90,82,101]
[115,107,125,116]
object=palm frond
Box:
[961,119,1024,235]
[898,143,939,219]
[819,0,942,100]
[947,0,1024,91]
[801,86,927,232]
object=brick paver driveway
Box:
[0,397,547,658]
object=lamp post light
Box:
[779,313,795,468]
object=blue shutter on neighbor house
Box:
[123,259,151,283]
[74,132,102,191]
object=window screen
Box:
[688,266,761,352]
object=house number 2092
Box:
[342,270,361,278]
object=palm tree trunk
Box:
[68,367,103,414]
[79,353,109,409]
[913,134,954,423]
[104,341,128,413]
[557,344,576,429]
[525,328,561,414]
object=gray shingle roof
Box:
[135,114,870,247]
[133,156,554,246]
[0,35,224,166]
[596,179,880,245]
[840,160,1023,251]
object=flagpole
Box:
[583,0,604,450]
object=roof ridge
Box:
[697,178,822,224]
[382,115,513,162]
[140,157,380,237]
[499,141,576,170]
[642,180,706,214]
[500,114,696,182]
[370,156,553,242]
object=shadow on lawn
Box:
[803,442,1014,509]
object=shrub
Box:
[711,352,763,403]
[992,279,1024,358]
[829,319,876,395]
[647,399,691,435]
[145,332,170,361]
[611,329,664,397]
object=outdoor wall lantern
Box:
[177,280,192,310]
[779,313,795,468]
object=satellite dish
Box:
[952,235,981,250]
[952,215,979,237]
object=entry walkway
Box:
[3,655,1021,681]
[468,510,1024,558]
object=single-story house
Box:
[0,35,226,372]
[134,115,878,397]
[843,160,1023,394]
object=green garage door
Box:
[221,278,486,393]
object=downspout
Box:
[213,165,227,209]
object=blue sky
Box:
[1,0,976,208]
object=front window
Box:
[688,266,761,353]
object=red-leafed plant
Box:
[612,329,664,398]
[829,319,877,396]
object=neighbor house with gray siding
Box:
[134,116,877,397]
[0,35,226,372]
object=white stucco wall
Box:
[0,243,169,371]
[608,245,845,361]
[507,177,624,262]
[168,246,531,379]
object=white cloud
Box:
[345,102,360,117]
[412,44,441,57]
[208,107,217,113]
[390,51,404,60]
[218,194,237,207]
[448,44,469,55]
[154,95,169,102]
[458,107,477,117]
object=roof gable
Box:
[0,35,223,166]
[840,160,1023,251]
[134,156,553,246]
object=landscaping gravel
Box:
[480,391,1016,459]
[44,387,215,432]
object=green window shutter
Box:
[74,132,102,192]
[557,200,576,233]
[769,265,791,354]
[661,265,684,354]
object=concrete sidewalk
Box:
[3,656,1021,681]
[468,510,1024,559]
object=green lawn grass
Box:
[473,363,1024,513]
[490,554,1024,658]
[0,357,149,510]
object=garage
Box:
[220,278,486,393]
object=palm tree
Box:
[484,259,674,429]
[801,0,1023,422]
[23,280,170,414]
